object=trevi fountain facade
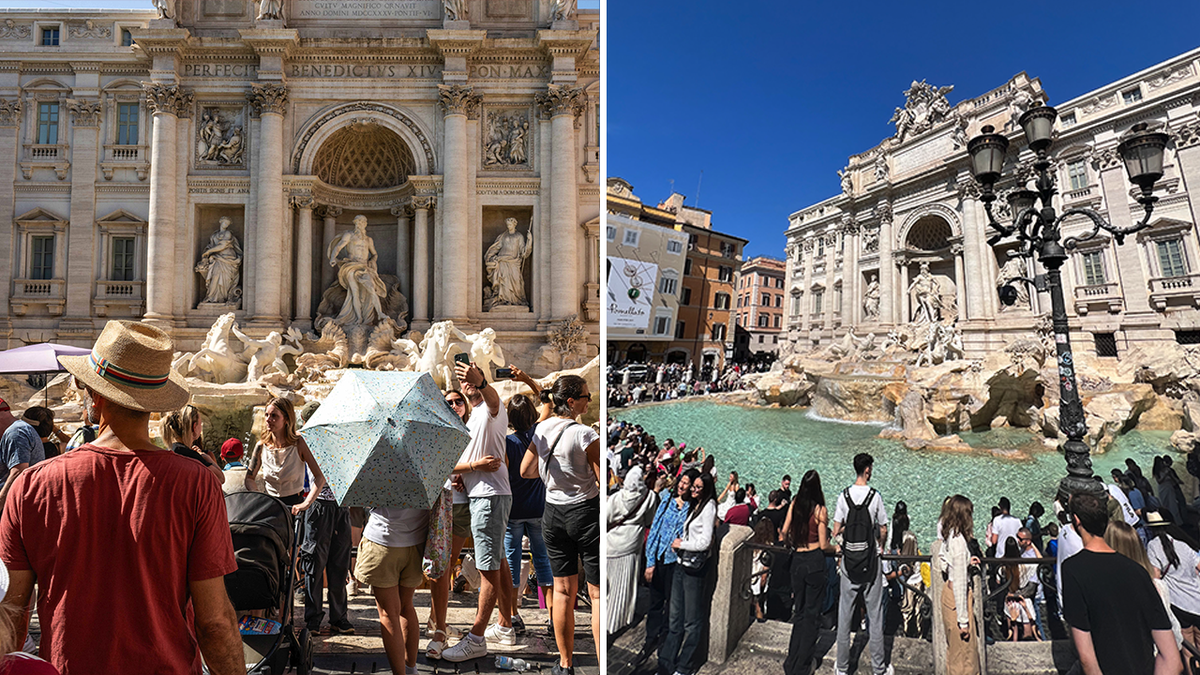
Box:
[0,0,600,436]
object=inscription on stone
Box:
[184,63,259,78]
[892,134,951,175]
[470,64,549,79]
[293,0,440,20]
[289,63,441,78]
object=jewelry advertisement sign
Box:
[607,257,658,330]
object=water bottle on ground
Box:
[495,655,530,671]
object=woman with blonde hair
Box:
[245,397,327,516]
[1106,520,1182,649]
[159,404,223,481]
[937,494,981,675]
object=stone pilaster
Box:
[877,203,895,324]
[293,196,314,329]
[823,232,836,328]
[899,259,910,323]
[800,239,813,334]
[1094,147,1152,314]
[248,82,289,324]
[391,204,412,302]
[411,196,434,329]
[438,84,480,322]
[318,205,342,296]
[1172,120,1200,232]
[61,98,103,333]
[0,99,18,329]
[143,83,192,327]
[537,83,586,320]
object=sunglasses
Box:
[446,398,466,407]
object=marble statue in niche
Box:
[255,0,283,20]
[197,108,245,166]
[483,111,530,167]
[196,217,243,306]
[484,217,534,310]
[997,257,1030,310]
[907,262,941,324]
[863,274,881,320]
[151,0,175,21]
[551,0,577,20]
[443,0,467,21]
[328,214,388,327]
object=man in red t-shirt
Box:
[0,321,243,675]
[724,488,752,526]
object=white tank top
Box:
[258,442,305,498]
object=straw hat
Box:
[59,320,190,413]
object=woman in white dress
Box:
[605,466,658,634]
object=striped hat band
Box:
[89,351,170,390]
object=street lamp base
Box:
[1057,473,1106,505]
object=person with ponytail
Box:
[1146,512,1200,664]
[659,471,716,675]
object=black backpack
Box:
[841,487,879,584]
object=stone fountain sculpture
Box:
[195,217,243,307]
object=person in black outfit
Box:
[1062,491,1179,675]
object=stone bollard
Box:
[707,523,755,664]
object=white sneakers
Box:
[439,635,488,662]
[484,622,517,646]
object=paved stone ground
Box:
[27,584,597,674]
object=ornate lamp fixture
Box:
[966,108,1169,502]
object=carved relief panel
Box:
[481,107,532,170]
[194,103,247,169]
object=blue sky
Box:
[608,1,1200,259]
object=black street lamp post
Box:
[967,107,1170,502]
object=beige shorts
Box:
[354,538,425,589]
[452,503,472,539]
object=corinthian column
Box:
[391,204,412,302]
[247,83,288,325]
[0,100,19,329]
[877,203,895,324]
[537,84,585,321]
[438,85,480,322]
[317,205,342,295]
[143,83,192,328]
[63,98,102,328]
[412,196,434,329]
[293,196,315,329]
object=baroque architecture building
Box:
[785,47,1200,358]
[733,255,785,361]
[0,1,600,367]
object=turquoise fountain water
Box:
[614,400,1172,544]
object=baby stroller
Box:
[223,491,314,675]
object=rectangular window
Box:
[605,225,615,241]
[680,287,692,305]
[111,237,135,281]
[121,29,133,47]
[31,235,54,280]
[791,295,801,314]
[622,229,639,247]
[721,242,735,258]
[659,276,677,295]
[714,293,730,310]
[674,320,686,339]
[1176,330,1200,345]
[710,323,726,341]
[1068,159,1087,191]
[775,294,782,308]
[1157,239,1188,278]
[762,292,770,306]
[1094,333,1118,357]
[773,336,779,344]
[687,233,697,251]
[816,237,825,257]
[654,316,670,336]
[38,103,59,145]
[1081,250,1106,286]
[718,266,733,283]
[813,290,823,315]
[758,314,768,328]
[117,103,138,145]
[776,277,784,289]
[758,335,764,344]
[1060,112,1076,128]
[41,27,59,46]
[667,239,683,254]
[684,258,693,276]
[774,314,781,328]
[735,296,741,308]
[1123,87,1143,104]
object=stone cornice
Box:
[71,62,102,74]
[238,28,300,57]
[410,175,443,196]
[426,29,487,57]
[143,82,192,118]
[535,30,595,60]
[536,83,584,119]
[248,82,288,116]
[128,27,190,56]
[438,84,481,118]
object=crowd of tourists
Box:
[0,319,601,675]
[607,416,1200,675]
[606,362,750,409]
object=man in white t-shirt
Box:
[989,497,1023,558]
[355,507,430,675]
[441,362,515,663]
[831,452,891,675]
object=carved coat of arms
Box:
[889,80,955,142]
